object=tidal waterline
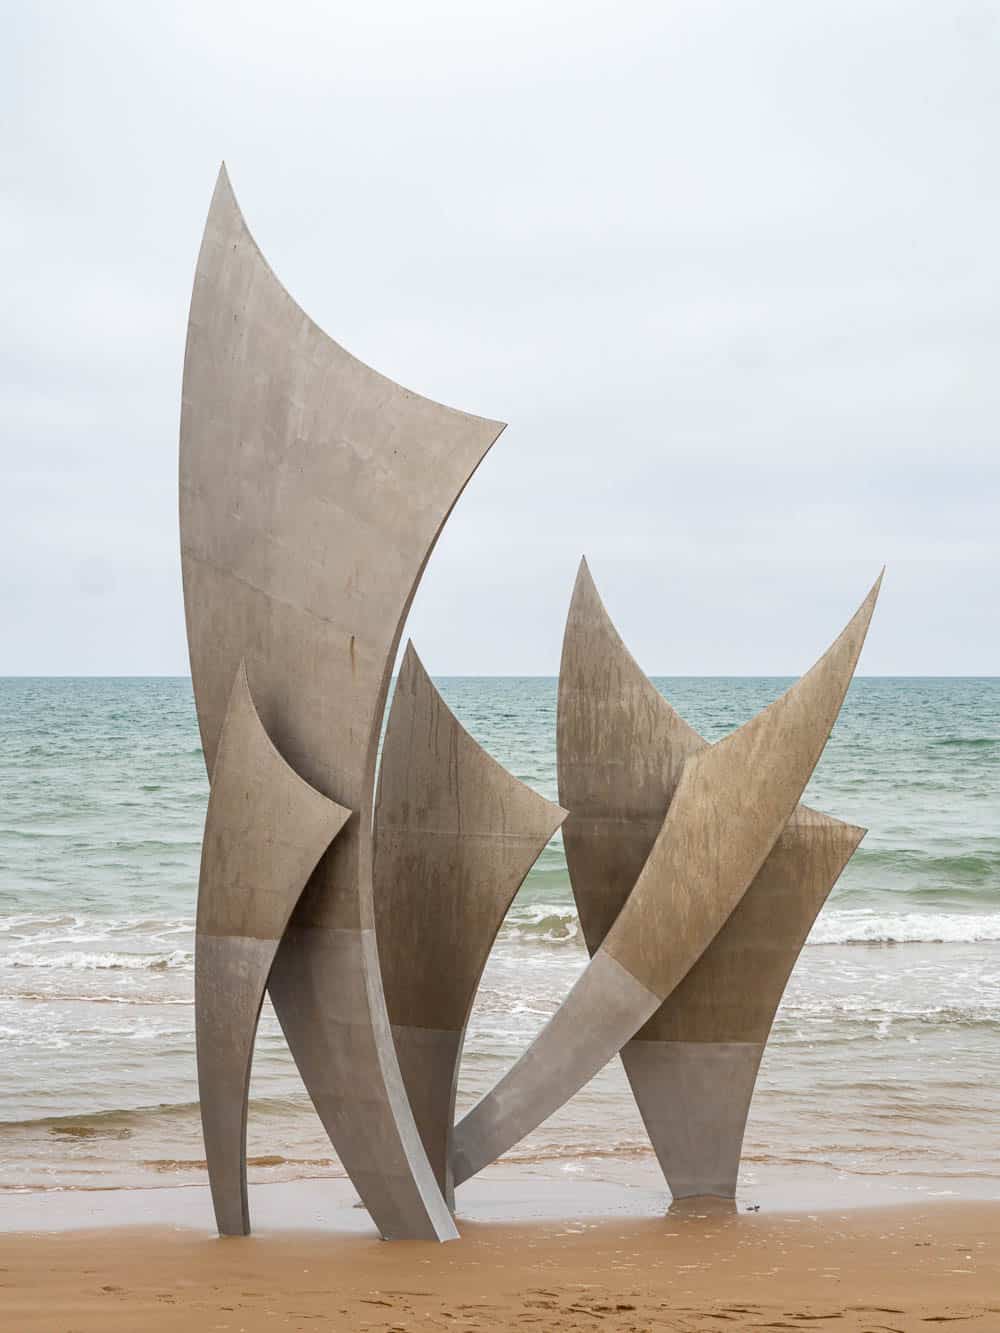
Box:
[0,676,997,1203]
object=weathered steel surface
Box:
[557,560,866,1197]
[195,662,350,1236]
[621,1040,763,1198]
[451,949,662,1188]
[375,643,566,1203]
[622,809,863,1197]
[451,573,880,1187]
[181,166,504,1239]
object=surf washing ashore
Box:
[1,674,998,1327]
[0,673,997,1207]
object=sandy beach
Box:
[2,672,998,1333]
[0,1179,997,1331]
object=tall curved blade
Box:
[181,165,504,1239]
[451,574,881,1187]
[375,643,565,1205]
[558,558,704,955]
[560,561,867,1195]
[196,662,350,1236]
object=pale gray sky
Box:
[3,1,998,675]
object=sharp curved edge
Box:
[559,561,866,1198]
[195,662,351,1236]
[181,165,504,1239]
[556,557,705,955]
[451,572,881,1187]
[374,642,566,1206]
[623,808,864,1198]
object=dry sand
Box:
[0,1188,997,1332]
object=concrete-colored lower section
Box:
[194,664,350,1236]
[195,935,275,1235]
[268,925,460,1241]
[451,951,661,1187]
[390,1025,463,1209]
[620,1039,763,1198]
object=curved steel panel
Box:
[375,642,566,1202]
[558,561,865,1197]
[195,661,350,1235]
[181,166,504,1239]
[451,573,880,1186]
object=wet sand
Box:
[0,1179,997,1331]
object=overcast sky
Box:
[3,1,998,675]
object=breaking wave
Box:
[500,904,1000,948]
[502,903,580,944]
[809,910,1000,945]
[0,949,193,972]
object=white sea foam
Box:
[0,915,193,943]
[4,674,998,1194]
[502,903,580,943]
[500,902,1000,948]
[809,910,1000,945]
[4,905,998,957]
[0,949,193,972]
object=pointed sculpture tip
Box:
[398,639,423,681]
[572,555,598,601]
[566,556,622,649]
[211,161,242,218]
[859,566,885,621]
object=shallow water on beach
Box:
[0,675,998,1203]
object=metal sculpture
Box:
[195,661,351,1235]
[182,166,503,1240]
[450,573,880,1187]
[556,561,867,1198]
[374,642,565,1205]
[182,166,882,1238]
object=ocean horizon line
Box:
[1,673,998,682]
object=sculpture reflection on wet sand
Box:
[182,166,881,1241]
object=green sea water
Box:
[0,676,997,1204]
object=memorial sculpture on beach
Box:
[549,560,870,1200]
[181,166,880,1241]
